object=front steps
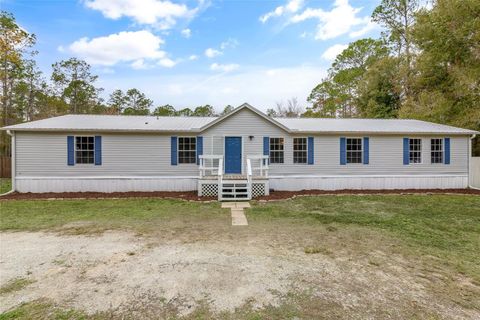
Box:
[198,176,269,200]
[219,180,251,201]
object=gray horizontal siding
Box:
[15,132,198,177]
[201,108,468,176]
[14,108,469,178]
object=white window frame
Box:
[431,138,444,164]
[346,137,363,164]
[75,135,95,165]
[178,136,197,164]
[409,138,422,164]
[293,137,308,164]
[269,137,284,164]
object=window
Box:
[75,136,94,164]
[269,138,284,164]
[409,138,422,163]
[346,138,362,164]
[431,138,443,164]
[293,138,307,164]
[178,137,196,164]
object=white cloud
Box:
[158,58,177,68]
[189,54,198,61]
[181,28,192,38]
[210,63,239,72]
[84,0,202,30]
[204,38,238,59]
[220,38,239,50]
[99,65,326,110]
[204,48,222,58]
[131,59,148,69]
[66,30,178,68]
[348,19,377,38]
[260,0,304,23]
[283,0,375,40]
[321,44,348,60]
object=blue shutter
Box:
[403,138,410,165]
[67,136,75,166]
[263,137,269,156]
[363,137,369,165]
[340,137,346,165]
[94,136,102,165]
[171,136,178,165]
[307,137,314,165]
[196,136,203,165]
[444,138,450,164]
[263,137,270,164]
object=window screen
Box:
[431,138,443,164]
[269,138,284,164]
[409,138,422,164]
[75,136,95,164]
[346,138,362,164]
[293,138,307,164]
[178,137,196,164]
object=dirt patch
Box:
[1,231,478,319]
[1,188,478,201]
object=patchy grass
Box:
[0,291,445,320]
[304,246,332,255]
[1,195,479,282]
[0,198,226,235]
[0,278,35,295]
[0,300,89,320]
[0,179,11,194]
[251,195,480,282]
[0,194,479,318]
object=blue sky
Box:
[3,0,381,112]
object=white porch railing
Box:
[199,154,269,178]
[246,158,253,199]
[199,155,224,178]
[247,155,269,177]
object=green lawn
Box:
[252,195,480,282]
[1,194,479,319]
[0,178,11,194]
[1,194,479,281]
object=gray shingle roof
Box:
[2,104,477,135]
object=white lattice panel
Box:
[252,183,266,197]
[201,183,218,197]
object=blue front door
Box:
[225,137,242,174]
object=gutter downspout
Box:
[469,134,479,190]
[1,130,15,195]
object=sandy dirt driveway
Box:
[0,231,478,319]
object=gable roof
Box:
[199,103,291,132]
[1,103,477,135]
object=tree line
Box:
[0,11,239,154]
[2,0,480,155]
[305,0,479,132]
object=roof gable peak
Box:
[199,103,291,132]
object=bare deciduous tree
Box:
[273,97,304,118]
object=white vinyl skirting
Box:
[14,174,468,193]
[15,177,198,193]
[269,175,468,191]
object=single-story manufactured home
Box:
[2,103,478,200]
